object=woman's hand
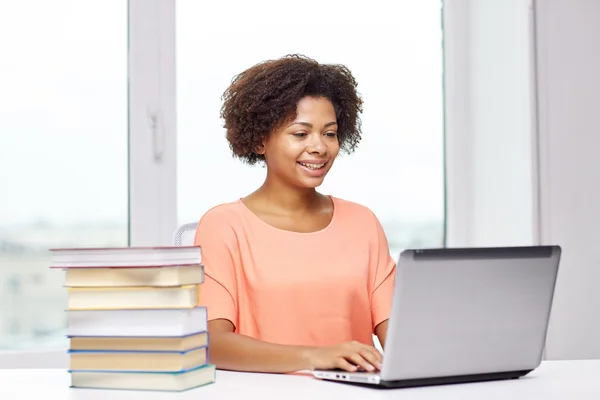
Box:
[303,341,383,372]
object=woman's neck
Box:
[252,177,323,214]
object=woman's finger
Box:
[336,357,358,372]
[347,352,376,372]
[359,348,383,370]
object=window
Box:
[0,1,128,349]
[176,1,446,255]
[0,0,445,354]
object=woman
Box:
[194,54,396,374]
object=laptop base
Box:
[323,369,533,389]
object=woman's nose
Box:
[306,134,326,154]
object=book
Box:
[50,246,202,268]
[63,264,204,287]
[51,245,213,392]
[67,285,199,310]
[69,346,208,372]
[69,331,209,352]
[67,307,208,337]
[69,364,216,392]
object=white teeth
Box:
[298,162,326,170]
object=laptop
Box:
[312,245,561,389]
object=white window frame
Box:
[128,0,178,247]
[443,0,540,249]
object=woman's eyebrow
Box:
[287,121,338,128]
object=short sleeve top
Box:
[194,196,396,347]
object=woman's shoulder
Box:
[196,199,246,229]
[193,200,249,248]
[331,196,380,222]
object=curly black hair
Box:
[220,54,364,165]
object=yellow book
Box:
[64,265,204,287]
[69,346,208,372]
[69,364,216,392]
[67,285,199,310]
[69,332,209,352]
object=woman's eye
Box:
[325,132,338,137]
[292,132,307,137]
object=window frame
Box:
[128,0,178,247]
[442,0,540,248]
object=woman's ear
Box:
[255,143,265,155]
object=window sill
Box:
[0,349,67,369]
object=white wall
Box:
[445,0,600,360]
[534,0,600,360]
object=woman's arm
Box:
[374,319,389,349]
[208,319,311,373]
[368,212,396,353]
[208,319,383,373]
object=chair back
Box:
[172,221,198,246]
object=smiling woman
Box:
[176,1,445,259]
[265,98,339,184]
[193,55,396,374]
[220,55,362,165]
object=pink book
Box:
[49,246,202,268]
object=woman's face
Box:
[260,96,340,189]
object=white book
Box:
[67,307,208,337]
[50,246,202,268]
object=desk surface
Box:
[1,360,599,399]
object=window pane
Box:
[0,1,128,349]
[176,1,445,255]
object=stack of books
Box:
[50,246,215,392]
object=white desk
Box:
[0,361,598,399]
